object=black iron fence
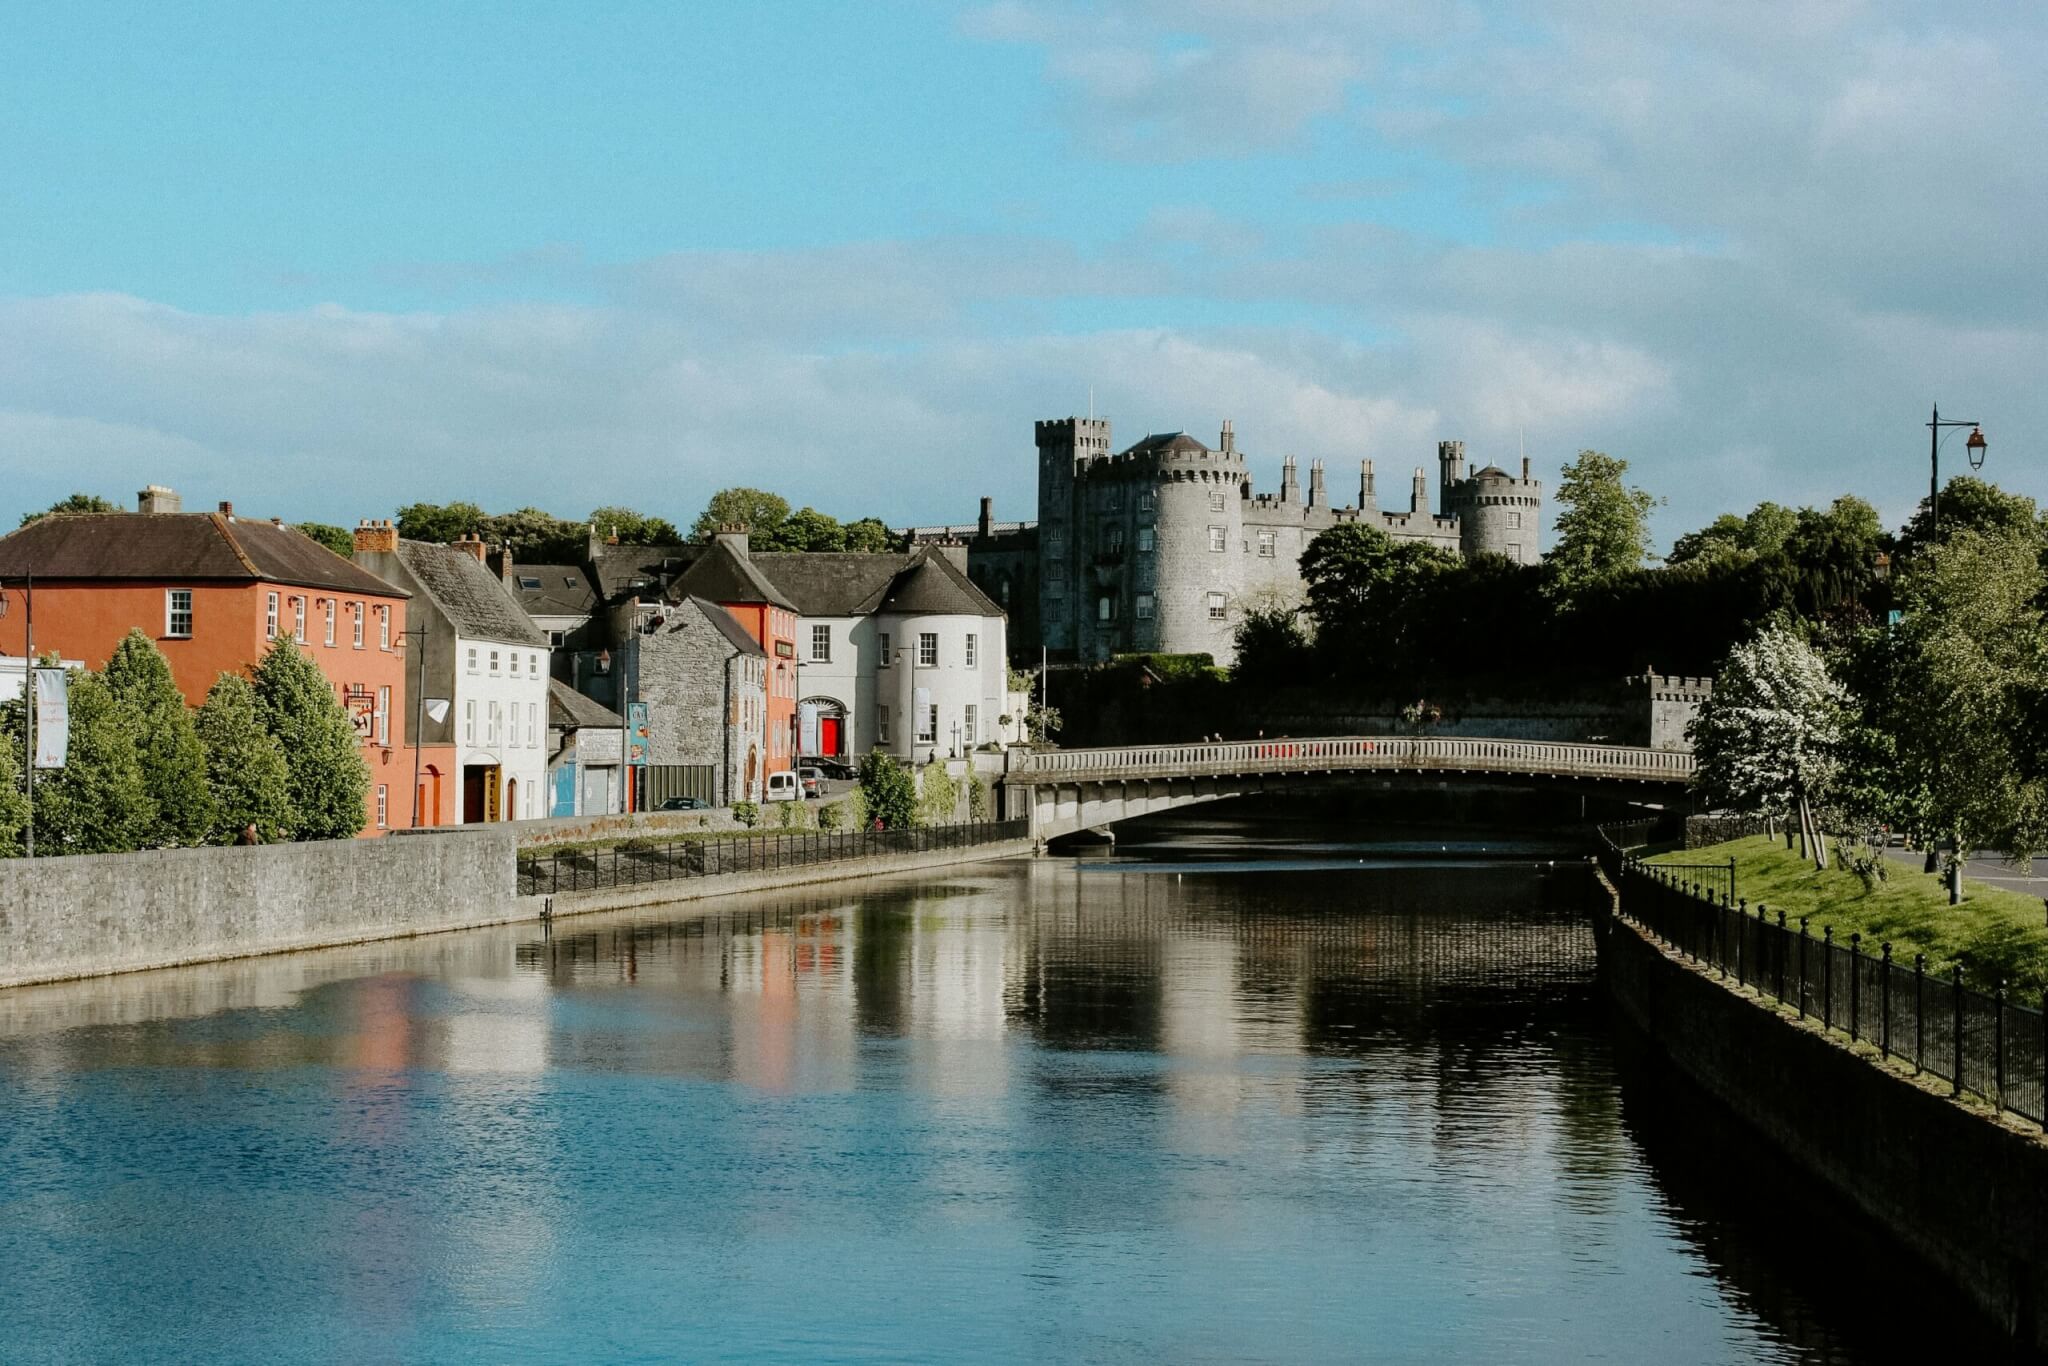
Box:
[1602,839,2048,1127]
[517,819,1031,898]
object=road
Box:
[1881,845,2048,898]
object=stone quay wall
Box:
[1600,901,2048,1350]
[0,828,522,989]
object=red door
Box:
[820,715,843,757]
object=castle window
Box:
[1257,531,1276,558]
[1206,592,1227,621]
[1135,593,1154,620]
[1137,527,1154,552]
[1209,492,1226,512]
[1138,490,1154,513]
[1097,596,1115,622]
[1208,526,1226,553]
[1047,525,1064,554]
[1507,511,1522,530]
[1103,526,1124,554]
[1047,561,1065,585]
[1137,562,1155,589]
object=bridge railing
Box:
[1008,735,1694,783]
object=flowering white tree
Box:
[1689,624,1850,869]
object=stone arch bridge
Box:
[998,736,1694,841]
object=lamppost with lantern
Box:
[1922,404,1988,904]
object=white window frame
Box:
[1137,527,1154,553]
[527,701,538,747]
[811,624,831,662]
[165,589,193,639]
[375,685,389,746]
[877,704,890,743]
[965,634,977,668]
[1138,490,1154,513]
[917,703,936,743]
[487,700,500,745]
[266,592,279,640]
[323,600,336,646]
[292,596,306,643]
[351,602,364,649]
[1207,592,1227,621]
[1209,526,1227,553]
[1136,593,1154,620]
[963,704,977,745]
[918,632,937,667]
[464,699,476,743]
[1209,491,1226,512]
[376,785,388,829]
[378,606,390,650]
[1257,531,1277,558]
[489,649,500,676]
[466,646,478,674]
[1097,596,1114,622]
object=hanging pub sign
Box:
[32,667,68,768]
[344,684,375,739]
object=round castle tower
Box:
[1144,423,1247,661]
[1440,441,1543,564]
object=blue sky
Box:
[2,2,2043,545]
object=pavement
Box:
[1880,845,2048,897]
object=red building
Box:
[673,529,800,777]
[0,493,419,836]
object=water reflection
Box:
[0,819,2018,1363]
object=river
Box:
[0,811,2007,1363]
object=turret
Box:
[1438,440,1466,516]
[1308,459,1328,509]
[1411,467,1427,515]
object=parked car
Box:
[797,766,825,798]
[763,771,801,803]
[805,757,857,781]
[656,795,710,811]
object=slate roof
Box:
[752,553,905,616]
[393,541,547,647]
[1121,431,1210,457]
[683,596,765,656]
[509,562,600,619]
[591,542,697,601]
[548,678,623,731]
[879,548,1004,617]
[1470,465,1512,480]
[0,512,406,598]
[668,540,793,610]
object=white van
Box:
[763,771,801,803]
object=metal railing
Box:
[1010,735,1695,784]
[1606,848,2047,1127]
[516,819,1030,898]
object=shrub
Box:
[732,800,759,828]
[918,762,959,825]
[777,798,811,829]
[968,775,991,821]
[817,800,842,831]
[857,751,918,829]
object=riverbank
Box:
[1601,865,2048,1351]
[1651,835,2048,992]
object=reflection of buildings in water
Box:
[726,911,857,1094]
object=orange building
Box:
[0,493,433,836]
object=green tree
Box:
[194,673,294,844]
[0,717,27,856]
[1896,477,2047,558]
[842,517,898,553]
[1739,501,1798,558]
[485,507,584,561]
[857,751,919,829]
[394,501,488,544]
[27,670,157,854]
[589,505,680,546]
[1546,450,1660,597]
[691,488,791,544]
[20,493,120,528]
[778,507,846,552]
[1231,605,1313,688]
[917,761,959,825]
[252,637,369,840]
[103,630,213,847]
[1888,524,2048,896]
[1688,624,1851,868]
[1666,513,1749,567]
[1299,523,1458,676]
[294,523,356,558]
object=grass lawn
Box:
[1649,835,2048,995]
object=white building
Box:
[756,545,1018,765]
[354,528,553,823]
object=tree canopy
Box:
[103,630,213,847]
[1545,450,1660,597]
[691,488,792,543]
[20,493,119,527]
[194,672,294,844]
[253,637,369,841]
[294,522,356,558]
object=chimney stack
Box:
[1411,467,1427,515]
[932,537,969,572]
[137,484,181,515]
[1360,458,1377,511]
[1522,455,1531,482]
[1220,419,1236,455]
[217,500,234,521]
[1281,456,1300,504]
[353,519,398,555]
[486,544,514,582]
[1308,459,1328,509]
[977,496,994,540]
[712,523,750,559]
[453,532,487,562]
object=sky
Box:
[1,1,2043,548]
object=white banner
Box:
[33,668,68,769]
[914,687,932,741]
[798,701,820,756]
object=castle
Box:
[913,417,1544,665]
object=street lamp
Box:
[1926,404,1988,539]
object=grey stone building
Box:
[923,417,1545,665]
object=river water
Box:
[0,812,2004,1363]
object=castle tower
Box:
[1308,459,1328,509]
[1035,416,1112,654]
[1438,440,1465,517]
[1445,449,1545,565]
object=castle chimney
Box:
[137,484,181,515]
[1281,456,1300,505]
[1220,419,1236,455]
[1438,440,1465,517]
[1360,459,1377,511]
[1411,467,1427,515]
[454,532,487,562]
[977,496,994,540]
[713,523,750,559]
[1308,459,1328,509]
[1522,455,1531,482]
[932,537,969,572]
[353,518,398,555]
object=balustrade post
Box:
[1994,980,2007,1114]
[1953,969,1966,1097]
[1736,898,1746,987]
[1822,927,1834,1030]
[1880,943,1892,1060]
[1798,920,1809,1019]
[1774,909,1785,1002]
[1848,933,1861,1042]
[1914,954,1926,1072]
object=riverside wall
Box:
[0,827,523,990]
[1600,903,2048,1349]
